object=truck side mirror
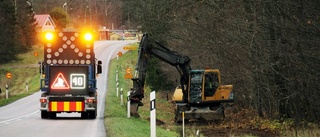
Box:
[97,60,102,74]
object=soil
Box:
[189,107,280,137]
[153,104,281,137]
[182,120,279,137]
[201,128,278,137]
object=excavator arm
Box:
[129,33,234,122]
[129,33,191,116]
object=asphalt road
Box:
[0,40,136,137]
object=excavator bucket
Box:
[130,102,142,117]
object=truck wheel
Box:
[88,110,96,119]
[41,111,48,119]
[81,112,88,119]
[49,112,56,119]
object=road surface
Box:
[0,40,136,137]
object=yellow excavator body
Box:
[172,69,234,122]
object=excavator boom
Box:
[129,33,234,121]
[129,34,191,116]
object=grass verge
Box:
[105,46,179,137]
[0,45,43,106]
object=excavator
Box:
[130,33,234,122]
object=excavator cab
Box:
[203,72,219,97]
[173,69,233,122]
[174,70,225,104]
[188,69,227,103]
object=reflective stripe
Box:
[57,102,64,111]
[76,102,82,111]
[64,102,70,111]
[51,102,57,111]
[70,102,76,111]
[50,101,83,112]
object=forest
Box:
[0,0,36,63]
[1,0,319,125]
[122,0,320,124]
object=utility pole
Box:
[89,0,92,27]
[63,2,67,14]
[85,6,88,25]
[128,12,130,29]
[14,0,17,14]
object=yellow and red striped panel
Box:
[49,101,84,112]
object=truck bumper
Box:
[40,96,96,112]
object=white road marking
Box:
[0,111,38,126]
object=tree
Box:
[50,7,69,30]
[0,0,37,63]
[31,0,124,30]
[0,0,19,63]
[16,0,37,53]
[123,0,320,123]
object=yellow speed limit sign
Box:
[6,72,12,79]
[123,45,138,50]
[124,68,133,79]
[124,73,133,79]
[126,68,132,74]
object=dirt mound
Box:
[182,106,281,137]
[201,128,278,137]
[147,118,166,126]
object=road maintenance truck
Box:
[39,30,102,119]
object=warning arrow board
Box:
[51,73,70,89]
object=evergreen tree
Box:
[0,0,19,63]
[124,0,320,122]
[16,0,37,53]
[50,7,69,30]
